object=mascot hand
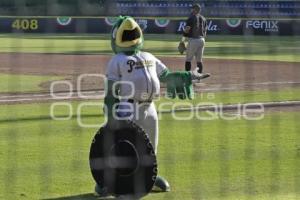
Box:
[161,71,194,100]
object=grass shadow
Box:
[42,193,115,200]
[43,191,165,200]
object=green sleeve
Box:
[159,69,170,83]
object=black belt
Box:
[128,99,152,104]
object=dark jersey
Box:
[183,14,207,38]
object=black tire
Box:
[89,120,157,198]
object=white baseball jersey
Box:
[106,51,166,153]
[106,51,167,102]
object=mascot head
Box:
[111,16,144,55]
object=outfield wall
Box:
[1,17,299,35]
[1,1,299,18]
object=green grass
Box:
[0,87,299,122]
[0,34,109,54]
[0,34,299,62]
[0,102,299,200]
[155,87,300,110]
[0,73,63,93]
[0,32,299,199]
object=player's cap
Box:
[192,4,201,11]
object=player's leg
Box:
[144,103,170,192]
[133,102,158,152]
[196,38,205,73]
[134,103,170,192]
[197,62,203,73]
[185,61,192,71]
[95,100,134,197]
[185,39,196,71]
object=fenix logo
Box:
[246,20,279,32]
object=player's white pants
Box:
[186,37,205,63]
[117,101,158,153]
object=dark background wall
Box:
[1,17,299,35]
[0,0,299,18]
[0,0,299,35]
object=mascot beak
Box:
[115,18,143,48]
[122,17,137,30]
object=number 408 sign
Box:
[11,19,39,30]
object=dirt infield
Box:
[0,52,299,98]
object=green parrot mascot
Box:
[92,16,209,198]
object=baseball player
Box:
[95,16,209,197]
[183,3,207,74]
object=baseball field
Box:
[0,33,300,200]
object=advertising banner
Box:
[0,17,299,35]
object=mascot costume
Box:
[89,16,209,199]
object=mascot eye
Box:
[112,27,117,39]
[122,28,141,42]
